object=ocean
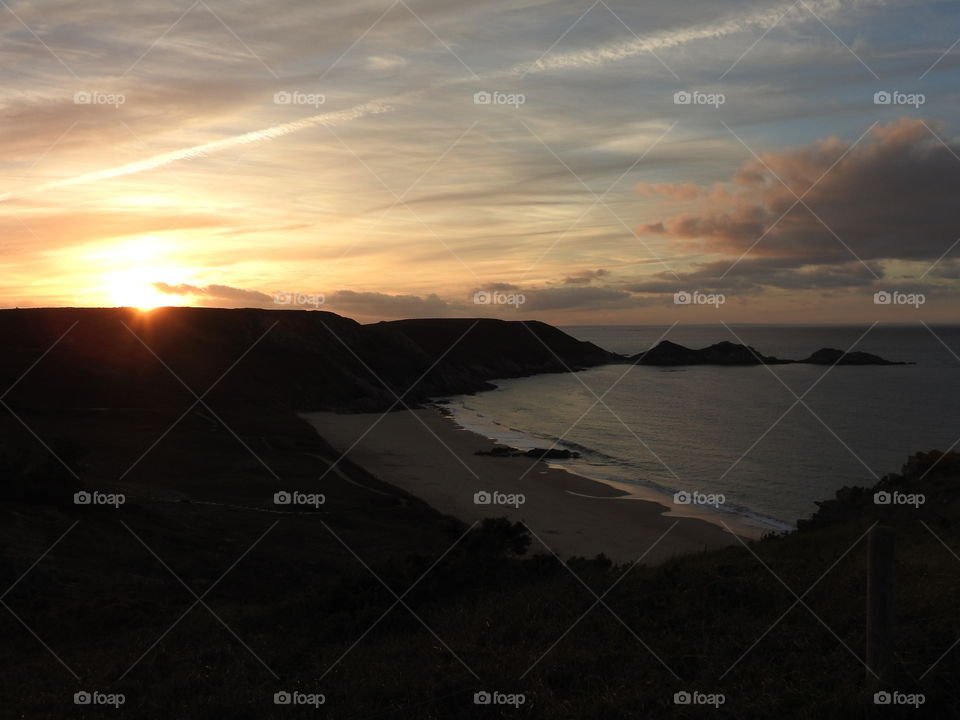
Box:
[443,325,960,533]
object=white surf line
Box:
[564,490,646,500]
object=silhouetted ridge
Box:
[0,308,617,413]
[0,309,907,413]
[379,318,615,377]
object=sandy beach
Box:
[302,407,742,564]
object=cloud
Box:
[367,55,408,70]
[3,0,883,200]
[477,282,520,292]
[563,268,610,284]
[324,290,451,318]
[151,283,455,316]
[929,261,960,280]
[0,209,224,252]
[639,119,960,269]
[7,0,954,324]
[635,182,704,202]
[146,280,643,318]
[0,77,275,163]
[523,285,632,311]
[152,282,273,305]
[21,100,394,198]
[627,259,883,295]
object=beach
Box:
[302,406,742,564]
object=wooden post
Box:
[866,525,895,693]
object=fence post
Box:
[866,525,895,695]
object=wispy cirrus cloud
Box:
[2,0,957,323]
[5,0,871,199]
[3,100,393,201]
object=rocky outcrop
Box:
[798,348,906,365]
[630,340,905,367]
[476,445,581,459]
[631,340,785,366]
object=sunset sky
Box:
[1,0,958,323]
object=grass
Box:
[2,407,960,718]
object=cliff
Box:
[0,308,618,413]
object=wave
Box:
[444,397,792,533]
[452,400,620,459]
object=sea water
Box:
[443,325,960,532]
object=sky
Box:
[1,0,958,324]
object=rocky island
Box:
[629,339,907,366]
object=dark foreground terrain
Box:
[1,307,955,718]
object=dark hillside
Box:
[0,308,619,413]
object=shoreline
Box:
[439,397,787,536]
[301,407,750,564]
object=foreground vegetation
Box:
[3,404,959,718]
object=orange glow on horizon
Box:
[107,282,172,310]
[84,236,192,311]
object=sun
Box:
[92,237,190,310]
[107,279,171,310]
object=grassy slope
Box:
[3,404,959,718]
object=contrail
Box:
[0,99,393,201]
[1,0,874,200]
[48,101,391,191]
[514,0,884,74]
